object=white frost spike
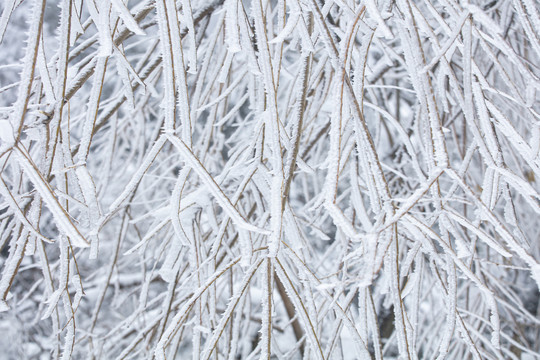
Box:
[296,12,315,52]
[43,237,69,320]
[224,0,241,52]
[287,0,314,51]
[526,80,536,108]
[358,233,378,286]
[180,0,197,73]
[218,50,234,83]
[365,0,393,39]
[447,168,540,290]
[155,256,242,360]
[0,177,51,244]
[0,119,15,147]
[199,259,263,360]
[15,148,89,247]
[71,275,84,308]
[167,133,269,235]
[114,47,135,110]
[86,0,113,57]
[155,0,177,131]
[464,3,502,34]
[75,166,101,257]
[161,0,192,139]
[472,80,501,164]
[214,93,249,126]
[259,258,273,360]
[269,11,299,44]
[282,206,307,251]
[437,258,457,359]
[78,56,108,162]
[7,0,46,140]
[124,217,171,255]
[423,11,470,73]
[486,100,538,174]
[37,43,55,104]
[42,288,63,320]
[0,0,17,42]
[531,265,540,292]
[251,0,284,175]
[108,135,167,212]
[0,300,8,312]
[350,166,373,231]
[110,0,146,35]
[98,1,113,56]
[75,166,101,220]
[274,258,328,360]
[238,229,252,267]
[455,239,471,258]
[60,295,75,360]
[353,31,374,98]
[238,8,261,75]
[522,0,540,38]
[160,241,181,282]
[446,210,511,258]
[378,167,444,232]
[400,272,417,299]
[268,175,283,257]
[170,168,192,247]
[495,166,540,203]
[69,1,84,45]
[484,292,501,349]
[325,202,360,239]
[323,90,344,205]
[0,230,34,313]
[196,70,247,112]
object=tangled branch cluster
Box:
[0,0,539,358]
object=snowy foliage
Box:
[0,0,539,358]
